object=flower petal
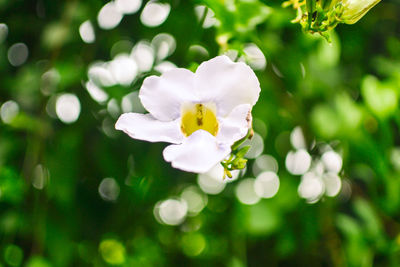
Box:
[217,104,252,146]
[195,55,260,117]
[139,68,197,121]
[163,130,231,173]
[115,113,184,143]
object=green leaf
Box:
[361,75,398,119]
[201,0,272,40]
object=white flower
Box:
[338,0,381,24]
[115,56,260,173]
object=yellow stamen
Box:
[181,103,218,137]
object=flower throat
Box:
[181,103,218,137]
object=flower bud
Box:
[339,0,381,24]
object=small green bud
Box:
[232,158,247,169]
[338,0,381,24]
[236,146,251,158]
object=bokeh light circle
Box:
[55,93,81,124]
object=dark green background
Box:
[1,0,400,266]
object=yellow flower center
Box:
[181,103,219,137]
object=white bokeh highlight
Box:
[181,186,208,216]
[252,154,279,176]
[110,54,138,86]
[189,44,209,58]
[0,100,19,124]
[88,63,116,87]
[254,171,280,198]
[321,151,342,174]
[131,41,154,72]
[290,126,307,150]
[285,149,312,175]
[242,133,264,159]
[151,33,176,61]
[98,177,120,201]
[116,0,142,14]
[156,198,188,225]
[298,172,325,203]
[121,92,145,113]
[86,81,109,103]
[322,172,342,197]
[98,2,123,30]
[0,23,8,43]
[154,61,177,74]
[243,43,267,71]
[194,5,217,28]
[197,164,239,195]
[107,98,120,118]
[235,178,260,205]
[140,1,170,27]
[79,20,95,43]
[32,164,50,190]
[55,93,81,124]
[8,43,29,67]
[41,68,61,96]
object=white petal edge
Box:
[217,104,252,146]
[115,113,184,144]
[195,55,261,117]
[163,130,231,173]
[139,68,198,121]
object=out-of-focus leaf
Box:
[353,198,384,245]
[311,104,340,139]
[201,0,272,41]
[25,256,52,267]
[334,92,363,132]
[361,75,398,119]
[237,200,281,236]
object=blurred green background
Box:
[1,0,400,266]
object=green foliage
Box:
[201,0,272,37]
